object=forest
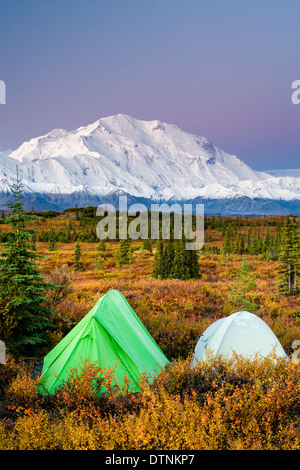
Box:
[0,182,300,450]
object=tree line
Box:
[0,177,299,359]
[221,224,283,259]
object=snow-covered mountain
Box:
[0,114,299,214]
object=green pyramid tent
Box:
[40,289,169,394]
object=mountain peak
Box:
[1,114,300,214]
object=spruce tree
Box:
[246,227,252,254]
[222,228,232,260]
[274,224,282,251]
[183,244,200,279]
[115,237,132,267]
[73,240,83,271]
[250,228,261,254]
[278,215,300,294]
[164,234,175,278]
[96,239,106,251]
[152,232,165,279]
[170,238,183,279]
[0,170,55,356]
[233,232,242,254]
[66,219,71,242]
[152,232,200,280]
[240,234,246,254]
[142,238,152,253]
[95,255,104,271]
[291,221,300,292]
[228,258,257,312]
[48,227,57,251]
[263,225,271,252]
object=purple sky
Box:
[0,0,300,171]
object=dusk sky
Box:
[0,0,300,171]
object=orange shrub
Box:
[6,368,39,411]
[12,410,57,450]
[0,355,299,450]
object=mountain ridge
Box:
[1,114,299,215]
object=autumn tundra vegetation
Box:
[0,179,300,450]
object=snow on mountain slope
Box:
[0,114,300,212]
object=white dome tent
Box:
[191,311,288,366]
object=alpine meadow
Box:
[0,179,300,450]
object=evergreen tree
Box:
[73,240,83,271]
[291,221,300,292]
[263,224,272,252]
[95,255,104,271]
[246,227,252,253]
[250,228,261,254]
[170,238,183,279]
[115,238,132,267]
[152,231,200,280]
[152,232,165,279]
[29,230,37,252]
[0,170,55,356]
[240,233,246,254]
[233,232,242,254]
[96,239,106,251]
[183,244,200,279]
[275,224,282,250]
[48,227,57,251]
[142,238,153,252]
[65,219,71,243]
[164,234,175,277]
[278,215,300,295]
[228,258,257,312]
[222,228,232,260]
[39,228,46,242]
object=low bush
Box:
[0,355,299,450]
